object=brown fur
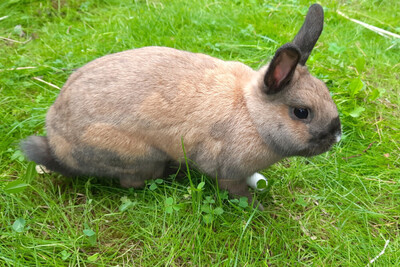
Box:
[21,4,341,206]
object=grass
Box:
[1,0,399,265]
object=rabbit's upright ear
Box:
[263,43,300,95]
[293,3,324,65]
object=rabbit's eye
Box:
[294,108,309,119]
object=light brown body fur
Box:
[46,47,282,192]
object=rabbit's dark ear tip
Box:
[309,3,324,15]
[310,3,322,8]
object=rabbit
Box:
[21,4,341,207]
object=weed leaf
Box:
[60,250,71,261]
[23,161,37,183]
[10,150,25,162]
[4,179,29,194]
[165,197,174,205]
[83,226,97,246]
[348,78,364,96]
[83,229,95,237]
[149,183,158,191]
[239,197,248,208]
[214,207,224,215]
[349,106,365,118]
[355,57,366,72]
[204,196,215,204]
[203,214,213,224]
[12,218,26,233]
[165,206,173,214]
[369,88,385,101]
[328,43,346,55]
[201,204,211,213]
[87,253,99,262]
[155,179,163,184]
[197,182,205,190]
[296,197,308,207]
[119,197,137,212]
[219,190,229,200]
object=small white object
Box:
[335,133,341,143]
[35,165,51,174]
[247,172,268,191]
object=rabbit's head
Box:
[246,4,341,157]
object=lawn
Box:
[1,0,399,266]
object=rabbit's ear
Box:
[263,43,300,95]
[292,4,324,65]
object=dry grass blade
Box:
[337,10,400,39]
[0,67,37,72]
[32,77,61,90]
[0,36,32,44]
[367,239,390,266]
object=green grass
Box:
[1,0,399,265]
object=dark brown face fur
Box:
[299,116,341,156]
[247,65,341,158]
[275,67,341,157]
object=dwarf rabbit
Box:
[22,4,341,205]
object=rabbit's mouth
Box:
[301,139,336,157]
[300,118,342,157]
[302,130,341,157]
[301,116,341,156]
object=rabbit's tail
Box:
[21,136,75,176]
